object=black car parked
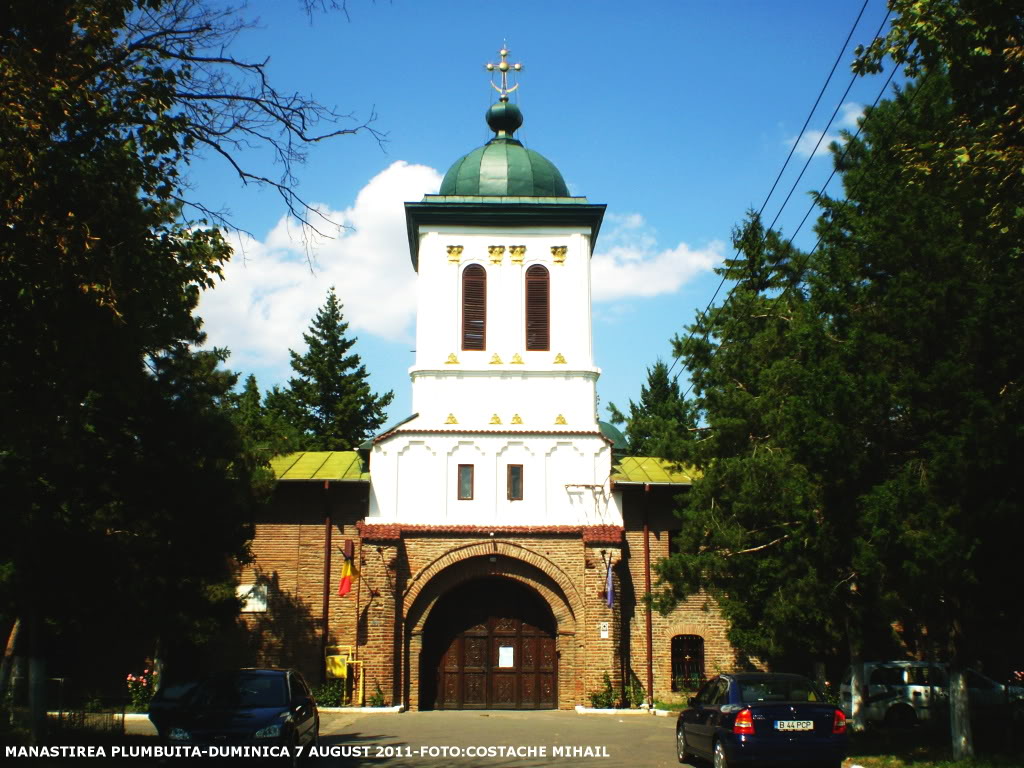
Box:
[676,673,847,767]
[149,668,319,758]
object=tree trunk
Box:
[0,617,21,700]
[153,637,165,692]
[849,660,866,732]
[847,617,866,732]
[949,665,974,759]
[813,661,827,692]
[28,654,46,745]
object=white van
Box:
[839,661,1022,727]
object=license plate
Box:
[775,720,814,731]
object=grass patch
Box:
[845,721,1022,768]
[652,698,687,711]
[849,758,1022,768]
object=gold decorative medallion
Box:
[511,353,524,364]
[489,353,503,364]
[445,353,460,364]
[510,245,526,264]
[447,245,463,264]
[511,414,523,424]
[553,353,567,364]
[490,414,502,425]
[554,414,568,425]
[551,245,568,264]
[488,245,506,264]
[445,413,458,424]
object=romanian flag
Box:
[337,557,358,597]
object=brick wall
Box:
[230,481,749,709]
[231,482,368,686]
[619,485,756,705]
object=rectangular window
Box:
[458,464,474,500]
[507,465,523,500]
[671,634,706,692]
[236,583,268,613]
[525,265,550,351]
[462,265,486,350]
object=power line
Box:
[665,0,877,382]
[678,61,908,403]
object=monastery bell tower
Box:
[368,48,614,527]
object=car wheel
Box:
[676,726,693,763]
[884,704,916,728]
[713,740,730,768]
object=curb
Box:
[573,706,674,716]
[319,705,404,714]
[574,706,652,716]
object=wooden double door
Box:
[423,578,557,709]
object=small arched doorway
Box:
[419,577,557,710]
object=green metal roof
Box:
[598,421,628,453]
[611,456,696,486]
[438,100,569,198]
[270,451,369,482]
[440,138,569,197]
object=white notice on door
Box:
[498,645,514,668]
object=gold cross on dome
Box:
[485,46,522,102]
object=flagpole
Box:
[321,480,332,684]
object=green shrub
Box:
[126,665,157,712]
[589,672,617,709]
[312,680,345,707]
[368,682,385,707]
[625,670,645,708]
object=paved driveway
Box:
[314,710,682,768]
[129,709,682,767]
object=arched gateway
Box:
[404,550,579,711]
[420,577,556,709]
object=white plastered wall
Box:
[368,213,619,526]
[368,432,623,526]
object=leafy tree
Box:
[230,374,302,462]
[608,360,696,457]
[0,0,375,738]
[660,70,1022,749]
[853,0,1023,258]
[655,215,856,664]
[269,287,394,451]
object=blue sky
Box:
[192,0,898,425]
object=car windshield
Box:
[194,673,288,709]
[739,678,822,703]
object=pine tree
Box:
[659,72,1022,745]
[230,374,301,461]
[271,287,394,451]
[608,360,696,457]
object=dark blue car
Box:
[676,673,847,767]
[149,668,319,761]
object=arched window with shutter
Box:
[525,265,550,351]
[461,264,486,350]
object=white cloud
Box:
[196,161,441,375]
[788,102,864,158]
[591,214,723,302]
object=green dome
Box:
[599,421,628,454]
[439,101,569,197]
